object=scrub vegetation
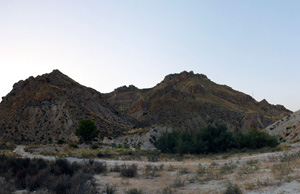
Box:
[155,125,279,155]
[0,155,106,194]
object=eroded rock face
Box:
[265,110,300,143]
[105,71,291,133]
[102,126,171,149]
[0,70,138,144]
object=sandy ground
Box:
[13,144,300,194]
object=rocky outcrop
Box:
[105,71,291,133]
[265,110,300,143]
[102,126,171,149]
[0,70,292,144]
[0,70,138,144]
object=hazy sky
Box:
[0,1,299,111]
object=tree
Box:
[75,119,100,143]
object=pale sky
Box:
[0,1,299,111]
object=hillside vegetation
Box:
[155,125,279,155]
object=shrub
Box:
[155,130,181,154]
[26,169,48,191]
[111,163,121,172]
[0,156,102,194]
[69,142,78,148]
[50,159,74,176]
[223,182,243,194]
[105,184,116,194]
[126,188,143,194]
[120,164,137,178]
[97,152,111,158]
[172,175,185,188]
[144,165,158,178]
[57,139,65,144]
[91,144,99,149]
[90,161,107,174]
[161,186,174,194]
[155,125,278,155]
[237,129,279,149]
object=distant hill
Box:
[265,110,300,143]
[0,70,138,144]
[0,70,292,144]
[105,71,291,133]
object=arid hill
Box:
[265,109,300,143]
[0,70,138,144]
[105,71,291,133]
[0,70,291,144]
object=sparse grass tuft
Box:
[172,174,185,188]
[178,167,189,174]
[219,161,236,174]
[144,164,159,179]
[160,186,174,194]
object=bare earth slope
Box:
[105,71,291,133]
[0,70,138,144]
[265,109,300,143]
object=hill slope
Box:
[0,70,138,143]
[265,110,300,143]
[105,71,291,133]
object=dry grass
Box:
[94,149,300,194]
[21,143,300,193]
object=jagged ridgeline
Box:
[105,71,291,133]
[0,70,139,143]
[0,70,291,144]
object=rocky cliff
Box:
[105,71,291,133]
[265,110,300,143]
[0,70,138,144]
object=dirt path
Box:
[13,145,88,163]
[13,144,300,167]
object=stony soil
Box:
[14,144,300,194]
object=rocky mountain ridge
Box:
[0,70,292,144]
[0,70,138,143]
[105,71,291,133]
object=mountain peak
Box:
[163,71,208,84]
[0,71,137,143]
[106,71,291,133]
[50,69,63,75]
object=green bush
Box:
[155,125,278,155]
[69,142,78,148]
[237,129,279,149]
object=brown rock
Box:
[105,71,291,133]
[0,70,138,144]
